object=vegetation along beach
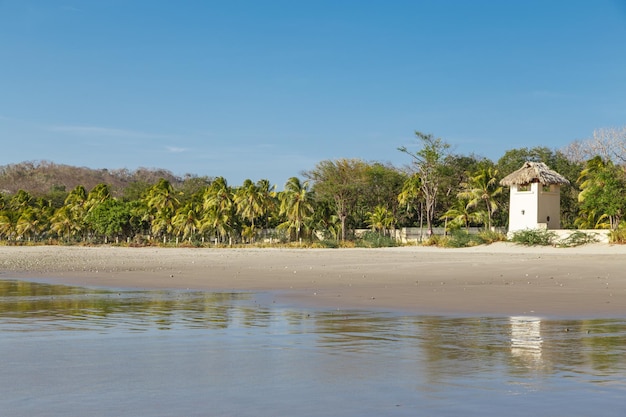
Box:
[2,132,626,318]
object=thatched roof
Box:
[500,161,570,186]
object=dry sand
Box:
[1,243,625,317]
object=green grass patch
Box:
[356,231,398,248]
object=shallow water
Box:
[1,279,625,417]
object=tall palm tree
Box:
[15,207,38,241]
[144,179,180,240]
[398,173,423,230]
[458,167,502,230]
[172,203,201,242]
[234,179,263,241]
[202,177,234,243]
[63,185,88,240]
[278,177,314,242]
[255,179,277,230]
[50,206,76,242]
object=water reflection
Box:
[0,279,258,332]
[510,316,543,368]
[1,279,625,417]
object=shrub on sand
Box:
[556,231,599,247]
[510,229,557,246]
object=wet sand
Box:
[1,243,625,317]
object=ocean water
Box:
[0,279,625,417]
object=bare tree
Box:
[398,132,450,234]
[562,126,626,163]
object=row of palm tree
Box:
[0,175,320,244]
[1,146,623,245]
[0,164,504,244]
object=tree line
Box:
[1,129,625,245]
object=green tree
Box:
[62,185,88,240]
[0,210,16,240]
[457,166,503,230]
[397,173,423,228]
[234,179,263,240]
[278,177,314,242]
[201,177,234,243]
[360,163,404,228]
[256,179,278,230]
[172,203,201,242]
[366,205,395,236]
[144,179,180,240]
[86,199,132,242]
[50,206,76,242]
[306,159,367,241]
[441,198,482,231]
[577,156,626,230]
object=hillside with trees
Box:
[1,128,625,246]
[0,161,190,197]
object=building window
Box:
[517,184,531,192]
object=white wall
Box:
[537,184,561,229]
[509,183,539,233]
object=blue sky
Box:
[1,1,625,188]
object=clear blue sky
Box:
[2,0,625,188]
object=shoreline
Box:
[1,243,625,318]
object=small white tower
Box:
[500,162,570,233]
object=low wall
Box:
[359,228,611,244]
[550,229,610,243]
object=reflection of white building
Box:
[510,316,543,365]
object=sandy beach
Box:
[1,243,624,317]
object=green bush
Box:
[557,231,599,247]
[609,228,626,244]
[477,230,507,244]
[311,239,340,248]
[444,230,484,248]
[510,229,557,246]
[356,231,398,248]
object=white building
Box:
[500,161,570,233]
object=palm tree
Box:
[172,203,201,242]
[458,166,503,230]
[144,179,180,240]
[0,210,16,240]
[278,177,314,242]
[85,184,111,212]
[62,186,88,240]
[255,179,277,229]
[234,179,264,242]
[441,198,482,231]
[15,208,33,241]
[398,173,423,229]
[577,156,626,230]
[202,177,234,243]
[50,206,76,242]
[366,205,395,236]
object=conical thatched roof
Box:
[500,161,570,186]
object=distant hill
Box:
[0,160,187,197]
